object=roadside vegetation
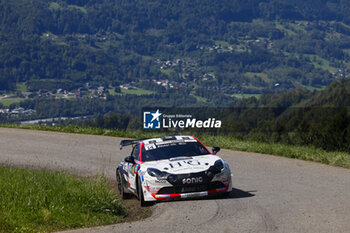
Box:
[0,166,126,233]
[202,135,350,169]
[1,124,349,169]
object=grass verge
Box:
[120,88,154,95]
[0,166,126,233]
[200,135,350,169]
[1,124,349,169]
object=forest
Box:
[87,79,350,153]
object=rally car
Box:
[116,135,232,206]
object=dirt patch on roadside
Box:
[108,179,154,222]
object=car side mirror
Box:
[212,146,220,154]
[124,155,135,164]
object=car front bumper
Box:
[142,174,232,201]
[152,185,230,200]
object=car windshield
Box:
[142,141,210,162]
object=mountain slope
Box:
[0,0,349,96]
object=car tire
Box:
[117,170,128,199]
[137,176,147,207]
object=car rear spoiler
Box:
[120,140,140,150]
[120,135,184,150]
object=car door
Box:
[127,145,140,192]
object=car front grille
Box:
[157,181,226,194]
[166,171,213,186]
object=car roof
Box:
[141,135,196,146]
[120,135,197,150]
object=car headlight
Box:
[147,168,169,179]
[206,159,225,177]
[214,160,224,171]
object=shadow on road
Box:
[228,187,256,199]
[163,187,256,203]
[204,187,256,200]
[119,186,256,206]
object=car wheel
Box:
[117,170,128,199]
[137,176,147,207]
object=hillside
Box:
[215,78,350,152]
[0,0,349,100]
[0,0,350,130]
[302,79,350,107]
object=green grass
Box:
[160,68,176,76]
[303,54,338,73]
[2,124,349,169]
[49,2,87,13]
[108,87,154,96]
[200,136,350,169]
[283,52,339,73]
[0,166,126,233]
[68,5,87,14]
[275,22,296,36]
[231,94,262,99]
[190,92,207,103]
[0,98,24,107]
[287,21,307,32]
[48,2,62,11]
[214,40,230,47]
[108,87,118,95]
[235,45,247,53]
[300,83,326,91]
[244,72,269,82]
[16,83,27,92]
[343,49,350,56]
[120,88,154,95]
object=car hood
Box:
[142,154,221,174]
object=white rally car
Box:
[116,135,232,206]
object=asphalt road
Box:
[1,128,349,233]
